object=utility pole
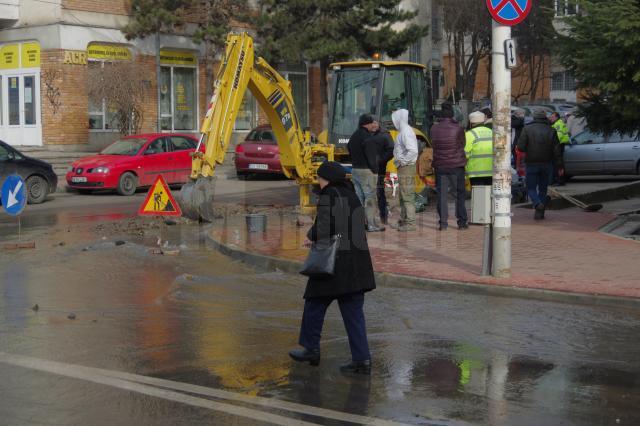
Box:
[491,21,512,278]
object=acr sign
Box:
[486,0,532,26]
[1,175,27,216]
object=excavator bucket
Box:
[179,177,218,222]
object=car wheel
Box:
[26,176,49,204]
[117,172,137,196]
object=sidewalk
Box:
[209,204,640,301]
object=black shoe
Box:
[458,223,469,230]
[366,226,386,233]
[289,348,320,366]
[534,204,545,220]
[340,360,371,375]
[438,224,448,231]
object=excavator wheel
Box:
[179,177,218,222]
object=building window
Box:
[409,40,422,64]
[88,62,118,131]
[280,63,309,129]
[234,92,257,131]
[160,66,197,131]
[552,71,577,91]
[555,0,579,17]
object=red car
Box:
[66,133,201,195]
[234,125,283,178]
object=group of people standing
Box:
[347,110,419,232]
[288,104,568,376]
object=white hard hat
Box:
[469,111,486,125]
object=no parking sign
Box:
[486,0,531,26]
[1,175,26,216]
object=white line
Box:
[0,352,408,426]
[0,352,317,426]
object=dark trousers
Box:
[551,144,566,185]
[436,167,468,227]
[299,292,370,362]
[377,173,388,222]
[526,163,552,207]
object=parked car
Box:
[521,105,554,119]
[542,102,577,116]
[66,133,200,195]
[564,130,640,177]
[0,140,58,204]
[234,125,284,178]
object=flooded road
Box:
[0,199,639,425]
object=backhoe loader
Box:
[180,32,433,221]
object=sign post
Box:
[486,0,531,278]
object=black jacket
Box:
[368,129,395,174]
[347,127,378,173]
[517,118,562,166]
[305,181,376,299]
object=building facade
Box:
[0,0,319,151]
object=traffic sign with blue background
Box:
[1,175,27,216]
[486,0,532,26]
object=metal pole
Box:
[482,224,492,276]
[156,31,162,133]
[491,22,512,278]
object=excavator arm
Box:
[181,33,333,221]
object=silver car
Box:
[564,130,640,176]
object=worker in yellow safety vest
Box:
[465,111,494,186]
[549,111,570,186]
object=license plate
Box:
[249,164,268,170]
[72,177,87,183]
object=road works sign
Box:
[138,175,182,217]
[486,0,531,26]
[1,175,26,216]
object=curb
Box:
[207,231,640,310]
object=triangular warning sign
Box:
[138,175,182,217]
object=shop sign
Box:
[160,49,197,66]
[0,42,41,69]
[63,50,88,65]
[87,43,132,61]
[21,42,40,67]
[0,44,20,70]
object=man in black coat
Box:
[367,123,394,224]
[289,161,376,375]
[347,114,385,232]
[517,110,562,220]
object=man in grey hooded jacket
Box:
[392,109,419,231]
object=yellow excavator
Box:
[180,32,433,221]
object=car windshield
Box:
[101,138,146,155]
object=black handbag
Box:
[300,234,341,277]
[300,189,344,277]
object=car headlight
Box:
[94,167,110,174]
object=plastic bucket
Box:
[245,214,267,233]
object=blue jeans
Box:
[526,163,552,207]
[299,292,370,362]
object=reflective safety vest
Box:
[552,119,571,145]
[465,126,493,178]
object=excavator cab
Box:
[327,61,434,158]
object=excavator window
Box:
[331,69,380,142]
[381,69,409,125]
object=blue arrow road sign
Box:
[1,175,27,216]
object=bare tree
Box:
[443,0,492,101]
[87,61,148,135]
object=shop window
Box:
[0,79,3,126]
[160,66,197,131]
[24,76,36,125]
[9,77,19,125]
[88,62,118,131]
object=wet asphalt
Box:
[0,192,639,425]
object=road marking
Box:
[0,352,408,426]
